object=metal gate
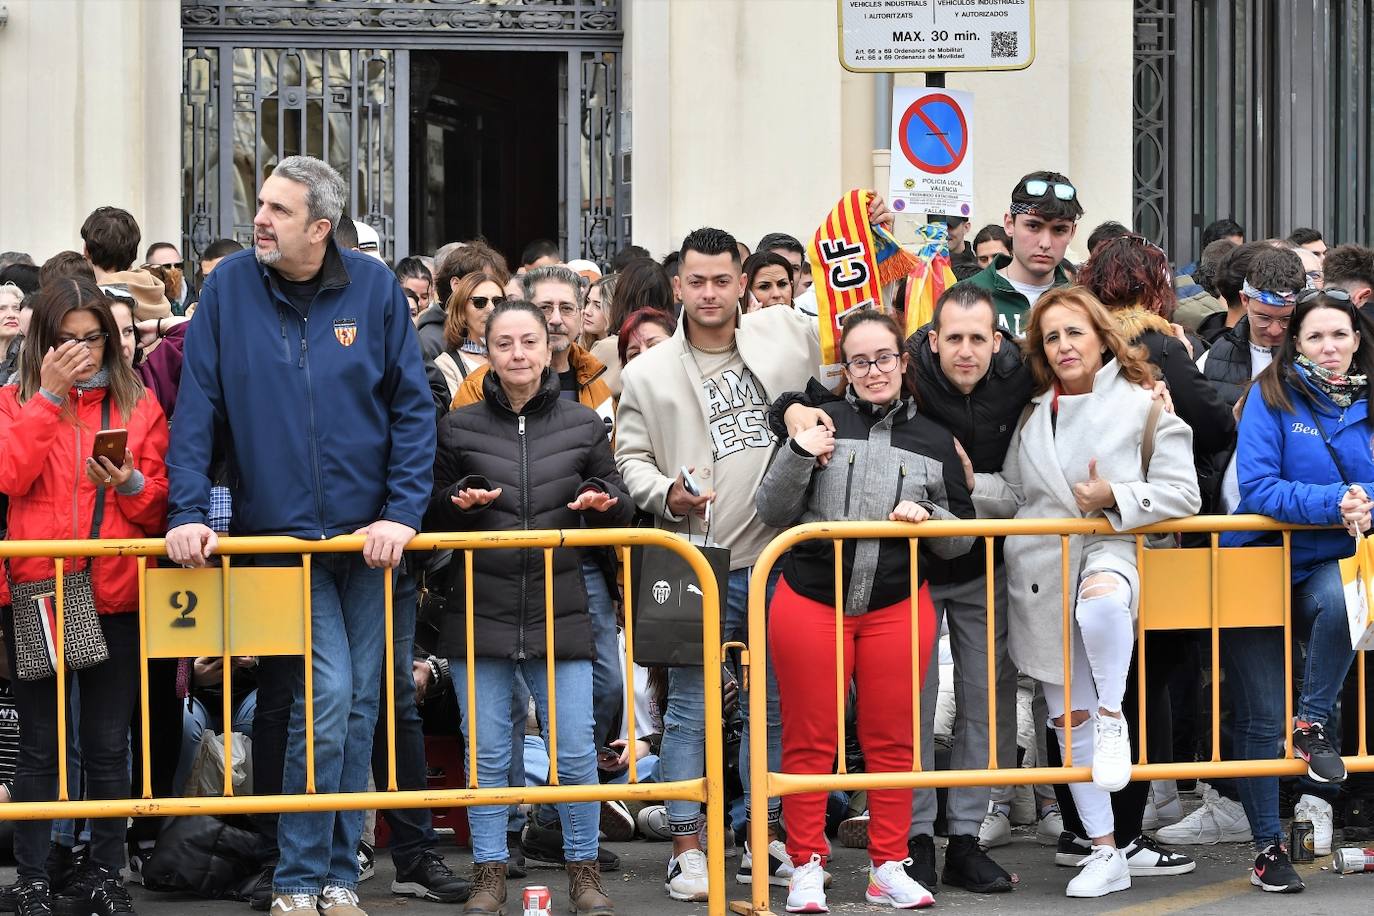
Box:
[180,0,626,265]
[1134,0,1373,258]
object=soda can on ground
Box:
[523,885,552,915]
[1290,819,1315,863]
[1333,847,1374,874]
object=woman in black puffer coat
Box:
[426,300,631,915]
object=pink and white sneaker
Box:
[866,858,935,909]
[785,853,828,913]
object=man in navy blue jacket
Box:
[166,156,435,916]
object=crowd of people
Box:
[0,154,1372,916]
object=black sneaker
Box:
[903,833,939,895]
[1293,722,1346,783]
[0,881,18,913]
[356,841,375,882]
[392,850,471,903]
[522,823,620,873]
[507,831,528,880]
[45,846,79,897]
[1251,844,1304,893]
[12,880,50,916]
[1054,831,1093,867]
[243,864,274,911]
[1122,834,1195,876]
[942,834,1012,893]
[87,868,136,915]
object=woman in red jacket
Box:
[0,278,168,915]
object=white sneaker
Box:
[1142,780,1183,830]
[318,885,366,914]
[1121,835,1196,876]
[736,840,795,886]
[1092,715,1132,791]
[1155,785,1252,845]
[270,895,318,915]
[1294,794,1334,856]
[978,807,1012,848]
[636,804,672,841]
[786,853,828,914]
[1036,806,1064,845]
[866,858,934,910]
[665,848,710,902]
[1065,845,1131,898]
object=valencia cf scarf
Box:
[808,190,919,366]
[902,221,960,337]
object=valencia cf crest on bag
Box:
[333,318,357,347]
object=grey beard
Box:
[255,247,282,266]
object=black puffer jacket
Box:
[427,368,634,661]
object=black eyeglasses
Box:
[1022,179,1077,201]
[844,352,901,377]
[1296,286,1353,305]
[470,296,506,309]
[57,332,109,348]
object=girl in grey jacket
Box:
[973,288,1199,900]
[754,311,974,913]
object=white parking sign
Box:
[838,0,1036,72]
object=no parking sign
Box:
[889,87,974,217]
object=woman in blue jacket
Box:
[1225,288,1374,892]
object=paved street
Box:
[6,811,1373,915]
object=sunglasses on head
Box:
[1296,286,1353,305]
[1022,179,1077,201]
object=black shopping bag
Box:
[629,536,730,668]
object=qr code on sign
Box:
[990,31,1018,59]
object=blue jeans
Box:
[273,554,390,896]
[371,569,440,872]
[583,557,624,750]
[661,565,782,833]
[175,690,257,795]
[452,656,599,863]
[1219,627,1285,849]
[1293,561,1357,727]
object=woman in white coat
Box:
[973,287,1200,899]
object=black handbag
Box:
[6,396,113,681]
[629,503,730,667]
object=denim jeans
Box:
[1293,560,1357,727]
[661,565,782,833]
[1219,626,1286,849]
[174,690,257,795]
[507,672,530,834]
[451,656,599,863]
[273,554,390,896]
[583,557,624,749]
[370,569,440,872]
[2,610,140,880]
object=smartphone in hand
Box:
[92,428,129,466]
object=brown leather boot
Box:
[566,860,615,915]
[462,862,507,915]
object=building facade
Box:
[0,0,1367,272]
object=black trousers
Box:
[2,608,140,880]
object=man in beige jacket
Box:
[615,226,828,902]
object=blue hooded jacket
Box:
[1222,363,1374,580]
[167,244,435,538]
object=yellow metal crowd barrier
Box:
[0,529,732,916]
[734,515,1374,916]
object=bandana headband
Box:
[1242,279,1298,307]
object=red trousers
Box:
[768,576,937,866]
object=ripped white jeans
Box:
[1043,570,1135,839]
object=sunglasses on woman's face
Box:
[470,296,505,309]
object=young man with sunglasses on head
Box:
[967,171,1083,337]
